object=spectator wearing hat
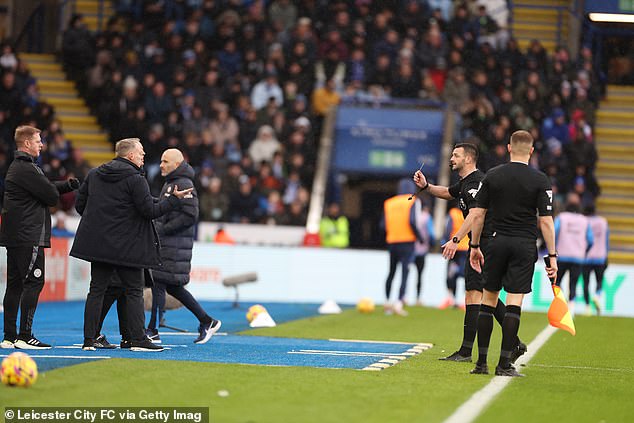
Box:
[542,108,570,146]
[248,125,281,168]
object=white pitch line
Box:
[288,351,403,358]
[529,364,634,373]
[0,354,111,359]
[443,325,557,423]
[329,338,431,347]
[158,332,228,336]
[299,350,407,357]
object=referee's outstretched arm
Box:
[413,170,453,200]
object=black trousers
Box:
[557,261,583,301]
[3,246,45,340]
[84,262,145,342]
[96,285,129,340]
[147,282,210,330]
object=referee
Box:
[468,130,558,377]
[413,143,525,363]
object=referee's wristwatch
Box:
[548,252,558,258]
[452,236,459,244]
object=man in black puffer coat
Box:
[146,148,221,345]
[71,139,193,352]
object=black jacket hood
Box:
[165,161,195,182]
[96,157,142,183]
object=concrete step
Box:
[56,108,92,118]
[19,53,56,62]
[512,22,567,32]
[30,71,67,81]
[596,161,634,175]
[66,132,109,143]
[37,80,76,90]
[611,233,634,244]
[42,97,86,107]
[609,251,634,264]
[595,127,634,138]
[597,110,634,120]
[82,151,114,166]
[605,216,634,231]
[607,85,634,96]
[58,114,97,124]
[38,88,79,98]
[27,62,63,72]
[597,150,634,161]
[599,178,634,195]
[61,122,102,132]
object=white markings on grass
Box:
[443,325,557,423]
[159,332,228,336]
[530,364,634,373]
[287,340,433,371]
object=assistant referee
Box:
[468,130,558,377]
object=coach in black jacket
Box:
[0,126,79,350]
[70,138,192,352]
[146,149,221,345]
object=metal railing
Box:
[12,1,44,52]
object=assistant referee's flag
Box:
[548,284,576,336]
[543,256,576,336]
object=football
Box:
[1,352,38,387]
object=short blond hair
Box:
[14,125,41,147]
[509,130,534,155]
[115,138,141,158]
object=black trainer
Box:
[131,339,164,352]
[82,339,96,351]
[120,339,131,349]
[510,342,527,364]
[94,334,117,349]
[194,319,222,344]
[495,365,525,377]
[14,334,51,350]
[439,351,472,362]
[470,363,489,375]
[145,328,161,344]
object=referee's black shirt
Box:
[475,162,553,240]
[448,169,494,238]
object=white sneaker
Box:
[393,301,409,317]
[0,339,15,349]
[14,335,52,350]
[384,302,394,315]
[592,296,601,316]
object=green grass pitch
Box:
[2,306,632,423]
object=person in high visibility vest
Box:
[319,203,350,248]
[383,179,424,316]
[442,207,470,309]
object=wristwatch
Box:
[452,236,459,244]
[469,243,480,248]
[548,252,558,257]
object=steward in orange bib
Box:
[383,179,424,316]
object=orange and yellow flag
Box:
[548,284,576,336]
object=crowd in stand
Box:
[1,0,603,228]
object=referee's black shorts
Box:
[483,234,537,294]
[464,236,491,292]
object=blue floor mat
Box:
[0,301,431,372]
